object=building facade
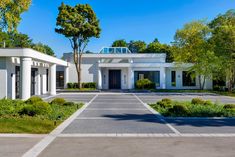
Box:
[0,48,69,100]
[62,47,213,90]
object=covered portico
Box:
[0,48,69,100]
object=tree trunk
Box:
[78,53,82,89]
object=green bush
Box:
[67,82,74,88]
[203,100,213,106]
[162,98,172,105]
[168,104,189,116]
[0,99,24,116]
[82,82,96,89]
[223,104,235,110]
[25,96,43,104]
[135,79,155,89]
[50,98,66,105]
[63,102,75,106]
[19,101,52,116]
[191,98,205,105]
[157,101,171,108]
[74,83,79,88]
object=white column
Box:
[36,68,41,95]
[98,67,102,89]
[49,64,56,95]
[160,67,166,89]
[64,66,69,89]
[20,57,32,100]
[128,68,134,89]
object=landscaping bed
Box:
[150,98,235,117]
[0,97,83,133]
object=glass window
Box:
[171,71,176,87]
[182,71,196,86]
[134,71,160,87]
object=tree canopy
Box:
[128,40,146,53]
[55,3,101,88]
[0,0,31,32]
[111,39,128,47]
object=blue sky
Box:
[18,0,235,57]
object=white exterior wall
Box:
[165,67,213,90]
[68,58,99,84]
[0,57,7,99]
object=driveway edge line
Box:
[133,94,181,135]
[22,94,99,157]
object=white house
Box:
[0,48,69,100]
[0,47,213,100]
[59,47,213,90]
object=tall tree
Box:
[55,3,101,89]
[173,21,220,89]
[0,0,31,32]
[144,39,173,62]
[111,39,127,47]
[209,9,235,91]
[128,40,146,53]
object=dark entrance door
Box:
[109,70,121,89]
[31,68,38,96]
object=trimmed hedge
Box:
[25,96,43,104]
[67,82,96,89]
[19,101,52,116]
[135,79,156,89]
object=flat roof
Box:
[81,53,166,58]
[0,48,68,66]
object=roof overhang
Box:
[82,53,166,59]
[0,48,68,66]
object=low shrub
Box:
[19,101,52,116]
[82,82,96,89]
[191,98,205,105]
[67,82,74,88]
[162,98,172,105]
[74,83,79,88]
[168,104,189,116]
[157,101,171,108]
[203,100,213,106]
[50,98,66,105]
[223,104,235,110]
[0,99,24,116]
[135,79,155,89]
[63,102,75,106]
[25,96,43,104]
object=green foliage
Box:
[209,9,235,91]
[55,3,101,89]
[63,102,75,106]
[50,98,66,105]
[168,104,189,116]
[135,79,156,90]
[162,98,172,105]
[31,43,55,56]
[67,82,74,88]
[128,40,146,53]
[0,0,31,32]
[173,20,220,89]
[223,104,235,110]
[25,96,43,104]
[112,39,128,47]
[19,101,52,116]
[157,101,172,108]
[191,98,205,105]
[0,99,24,116]
[150,99,235,117]
[82,82,96,89]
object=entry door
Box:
[31,68,38,96]
[109,70,121,89]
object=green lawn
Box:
[150,98,235,117]
[0,97,83,134]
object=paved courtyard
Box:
[1,93,235,157]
